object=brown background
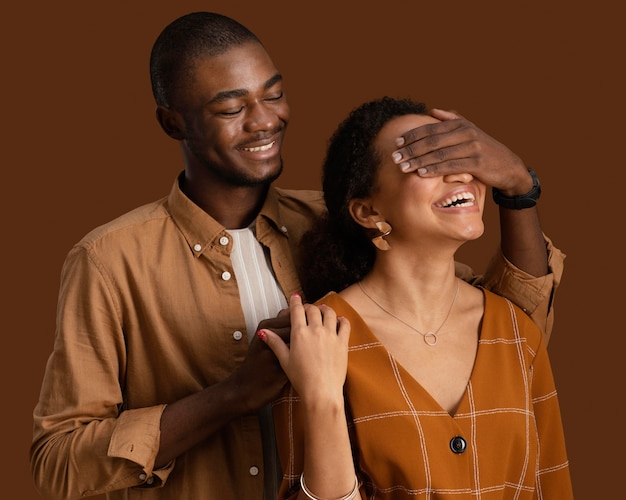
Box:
[3,1,624,498]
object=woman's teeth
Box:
[437,191,476,208]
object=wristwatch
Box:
[492,168,541,209]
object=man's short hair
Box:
[149,12,260,107]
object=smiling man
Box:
[30,12,564,500]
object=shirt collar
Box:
[166,173,286,257]
[257,185,287,238]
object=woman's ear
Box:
[348,198,380,230]
[156,105,185,141]
[350,198,393,250]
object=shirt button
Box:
[146,476,154,485]
[219,236,229,246]
[233,331,243,341]
[193,244,202,252]
[249,466,260,476]
[450,436,467,454]
[139,473,147,481]
[280,225,288,233]
[221,271,232,281]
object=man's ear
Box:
[348,198,381,230]
[156,105,185,140]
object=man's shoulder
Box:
[271,187,326,231]
[77,196,170,249]
[274,187,324,203]
[273,187,326,215]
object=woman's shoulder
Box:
[315,291,374,333]
[316,291,357,316]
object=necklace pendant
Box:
[357,280,459,348]
[423,332,438,346]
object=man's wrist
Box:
[492,168,541,209]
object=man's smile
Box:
[240,141,276,153]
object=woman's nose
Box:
[443,172,474,184]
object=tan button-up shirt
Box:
[30,175,564,499]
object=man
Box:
[30,12,564,500]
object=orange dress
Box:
[273,289,573,499]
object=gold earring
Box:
[372,221,392,251]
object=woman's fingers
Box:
[291,293,329,331]
[288,293,307,329]
[257,328,290,368]
[258,295,351,402]
[336,315,351,344]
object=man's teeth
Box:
[242,141,275,152]
[438,191,476,208]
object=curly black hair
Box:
[299,96,428,301]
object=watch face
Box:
[528,168,541,191]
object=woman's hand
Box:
[258,293,350,406]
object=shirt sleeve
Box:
[456,235,565,344]
[30,245,174,499]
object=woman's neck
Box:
[355,248,460,322]
[371,241,456,284]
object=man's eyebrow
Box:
[263,73,283,90]
[209,73,283,104]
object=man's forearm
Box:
[155,378,250,468]
[498,206,548,277]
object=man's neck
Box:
[180,174,269,229]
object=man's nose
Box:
[245,102,278,132]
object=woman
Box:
[259,97,572,499]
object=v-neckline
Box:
[327,289,488,418]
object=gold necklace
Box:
[358,280,460,346]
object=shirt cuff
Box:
[107,405,175,487]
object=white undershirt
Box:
[227,226,288,342]
[226,225,287,499]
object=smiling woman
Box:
[364,113,487,249]
[262,96,574,499]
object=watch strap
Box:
[492,168,541,209]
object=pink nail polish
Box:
[256,330,267,341]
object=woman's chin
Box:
[459,222,485,242]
